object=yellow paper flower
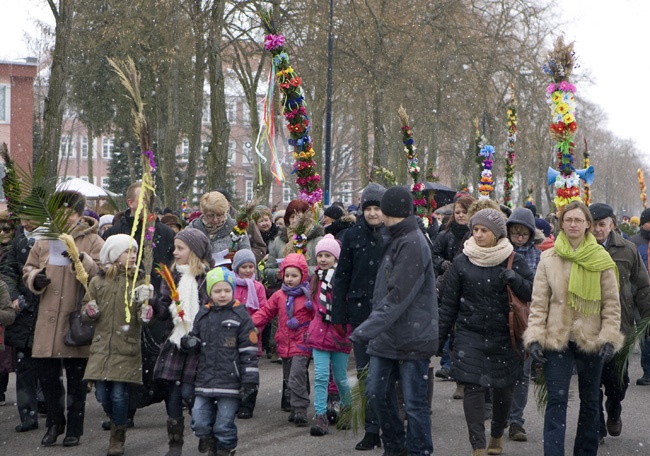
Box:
[563,113,575,124]
[555,103,569,115]
[551,91,563,103]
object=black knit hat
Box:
[380,186,413,218]
[639,208,650,226]
[361,183,386,210]
[323,205,344,220]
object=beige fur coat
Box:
[523,248,624,354]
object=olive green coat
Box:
[83,269,147,384]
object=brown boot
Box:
[473,449,487,456]
[165,416,184,456]
[487,436,503,455]
[107,424,127,456]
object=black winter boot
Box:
[164,416,184,456]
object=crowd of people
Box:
[0,181,649,456]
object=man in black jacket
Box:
[331,182,385,451]
[351,186,438,456]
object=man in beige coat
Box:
[23,190,104,448]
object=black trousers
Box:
[37,358,88,437]
[14,347,45,424]
[463,383,513,450]
[599,358,629,435]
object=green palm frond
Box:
[533,369,548,414]
[616,317,650,384]
[337,366,368,435]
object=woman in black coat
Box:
[438,209,533,456]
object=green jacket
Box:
[83,269,147,384]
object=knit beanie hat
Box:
[200,191,229,214]
[641,208,650,226]
[281,253,309,281]
[273,210,285,224]
[232,249,257,274]
[470,208,507,240]
[631,216,640,226]
[284,199,310,226]
[206,266,236,294]
[535,218,553,238]
[361,183,386,210]
[100,234,138,265]
[98,214,114,230]
[380,186,413,218]
[175,228,213,264]
[315,233,341,260]
[324,205,344,221]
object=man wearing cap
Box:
[628,208,650,386]
[589,203,650,442]
[332,183,386,450]
[351,186,438,456]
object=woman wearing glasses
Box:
[524,201,623,456]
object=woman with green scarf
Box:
[524,201,624,456]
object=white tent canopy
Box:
[56,178,119,199]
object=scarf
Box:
[281,281,312,329]
[463,236,514,267]
[202,217,222,238]
[554,231,619,316]
[235,274,260,310]
[168,264,200,348]
[317,266,336,322]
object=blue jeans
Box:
[366,356,433,455]
[543,342,603,456]
[508,356,532,426]
[95,381,129,426]
[313,349,350,415]
[353,336,380,434]
[191,395,239,450]
[440,338,451,370]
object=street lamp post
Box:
[323,0,334,205]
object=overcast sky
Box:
[2,0,649,162]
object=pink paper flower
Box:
[264,34,285,51]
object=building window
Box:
[179,139,189,162]
[340,182,352,204]
[102,137,114,159]
[242,103,250,126]
[282,183,292,204]
[0,84,9,123]
[60,136,74,158]
[80,136,89,158]
[245,179,253,202]
[101,177,110,189]
[243,141,252,166]
[226,102,235,123]
[228,141,236,165]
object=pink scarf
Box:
[235,274,260,310]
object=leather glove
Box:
[85,300,100,319]
[133,284,154,303]
[140,304,154,323]
[529,342,547,364]
[33,268,51,291]
[286,317,300,330]
[499,268,518,285]
[599,343,616,364]
[180,335,202,354]
[62,251,84,270]
[239,383,258,404]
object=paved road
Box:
[1,353,649,455]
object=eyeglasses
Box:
[563,218,586,226]
[0,226,13,233]
[203,213,225,221]
[509,231,530,239]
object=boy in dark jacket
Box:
[181,267,259,456]
[351,186,438,456]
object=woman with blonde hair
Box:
[524,200,623,456]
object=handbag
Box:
[64,288,96,346]
[506,252,530,356]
